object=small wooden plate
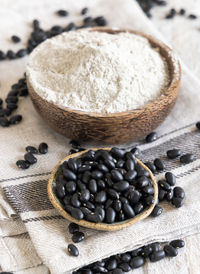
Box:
[47,148,158,231]
[27,27,181,144]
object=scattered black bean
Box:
[0,50,6,60]
[57,9,69,17]
[68,222,79,234]
[144,162,156,173]
[16,160,30,169]
[172,197,184,208]
[164,244,178,257]
[38,142,48,154]
[167,149,181,159]
[158,180,171,191]
[146,132,158,143]
[180,153,194,164]
[11,35,21,43]
[170,239,185,248]
[7,50,16,59]
[0,117,10,127]
[154,158,166,171]
[68,244,79,256]
[149,250,165,262]
[9,114,22,125]
[151,205,163,217]
[25,146,38,154]
[24,152,37,164]
[131,147,140,156]
[81,7,88,15]
[173,186,185,199]
[188,14,197,19]
[165,172,176,186]
[179,9,185,15]
[94,16,108,26]
[72,231,85,243]
[130,256,144,268]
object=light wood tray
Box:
[47,148,158,231]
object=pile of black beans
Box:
[0,75,27,127]
[56,148,155,224]
[0,7,107,61]
[72,239,184,271]
[16,143,48,169]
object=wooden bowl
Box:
[47,148,158,231]
[27,27,181,144]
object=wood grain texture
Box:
[27,27,181,144]
[47,148,158,231]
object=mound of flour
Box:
[27,30,169,113]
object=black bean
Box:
[91,170,103,180]
[57,9,68,16]
[124,170,137,182]
[16,160,30,169]
[81,7,88,15]
[65,181,76,193]
[133,203,144,214]
[118,211,125,221]
[24,152,37,164]
[16,49,28,58]
[7,50,16,59]
[88,179,97,193]
[106,207,116,223]
[63,169,77,181]
[124,159,135,171]
[131,147,140,156]
[33,19,40,29]
[141,245,152,257]
[154,158,166,170]
[112,268,123,274]
[85,201,95,210]
[67,158,78,172]
[56,184,66,198]
[93,265,108,273]
[65,22,76,31]
[129,190,141,205]
[172,197,184,208]
[104,159,115,170]
[196,121,200,130]
[144,195,154,205]
[121,253,131,263]
[149,250,165,262]
[82,171,91,184]
[97,179,106,189]
[123,204,135,218]
[77,180,86,191]
[130,256,144,269]
[68,222,79,234]
[105,258,117,270]
[113,181,129,192]
[137,176,149,188]
[8,90,19,96]
[25,146,38,154]
[97,164,109,173]
[113,200,122,212]
[63,195,71,205]
[165,172,176,186]
[173,186,185,199]
[111,170,123,181]
[94,16,108,26]
[151,205,163,217]
[118,262,131,272]
[80,207,91,215]
[18,87,28,96]
[144,162,156,173]
[158,188,166,201]
[0,108,11,117]
[180,154,194,164]
[164,244,178,257]
[166,189,174,201]
[38,142,48,154]
[7,103,17,110]
[158,180,171,191]
[116,160,125,168]
[137,168,150,178]
[95,206,105,222]
[71,193,81,208]
[165,14,174,19]
[83,16,93,24]
[110,147,125,159]
[0,117,10,127]
[11,35,21,43]
[188,14,197,19]
[143,186,154,195]
[146,132,158,143]
[107,188,119,199]
[50,25,63,35]
[86,212,102,223]
[167,149,181,159]
[124,152,136,162]
[151,242,161,252]
[68,244,79,256]
[179,8,185,15]
[6,96,18,104]
[0,50,6,60]
[170,239,185,248]
[71,208,84,220]
[105,199,113,209]
[72,231,85,243]
[95,191,107,203]
[80,189,90,202]
[78,165,91,173]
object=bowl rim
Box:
[27,26,181,118]
[47,148,158,231]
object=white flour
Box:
[27,30,169,113]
